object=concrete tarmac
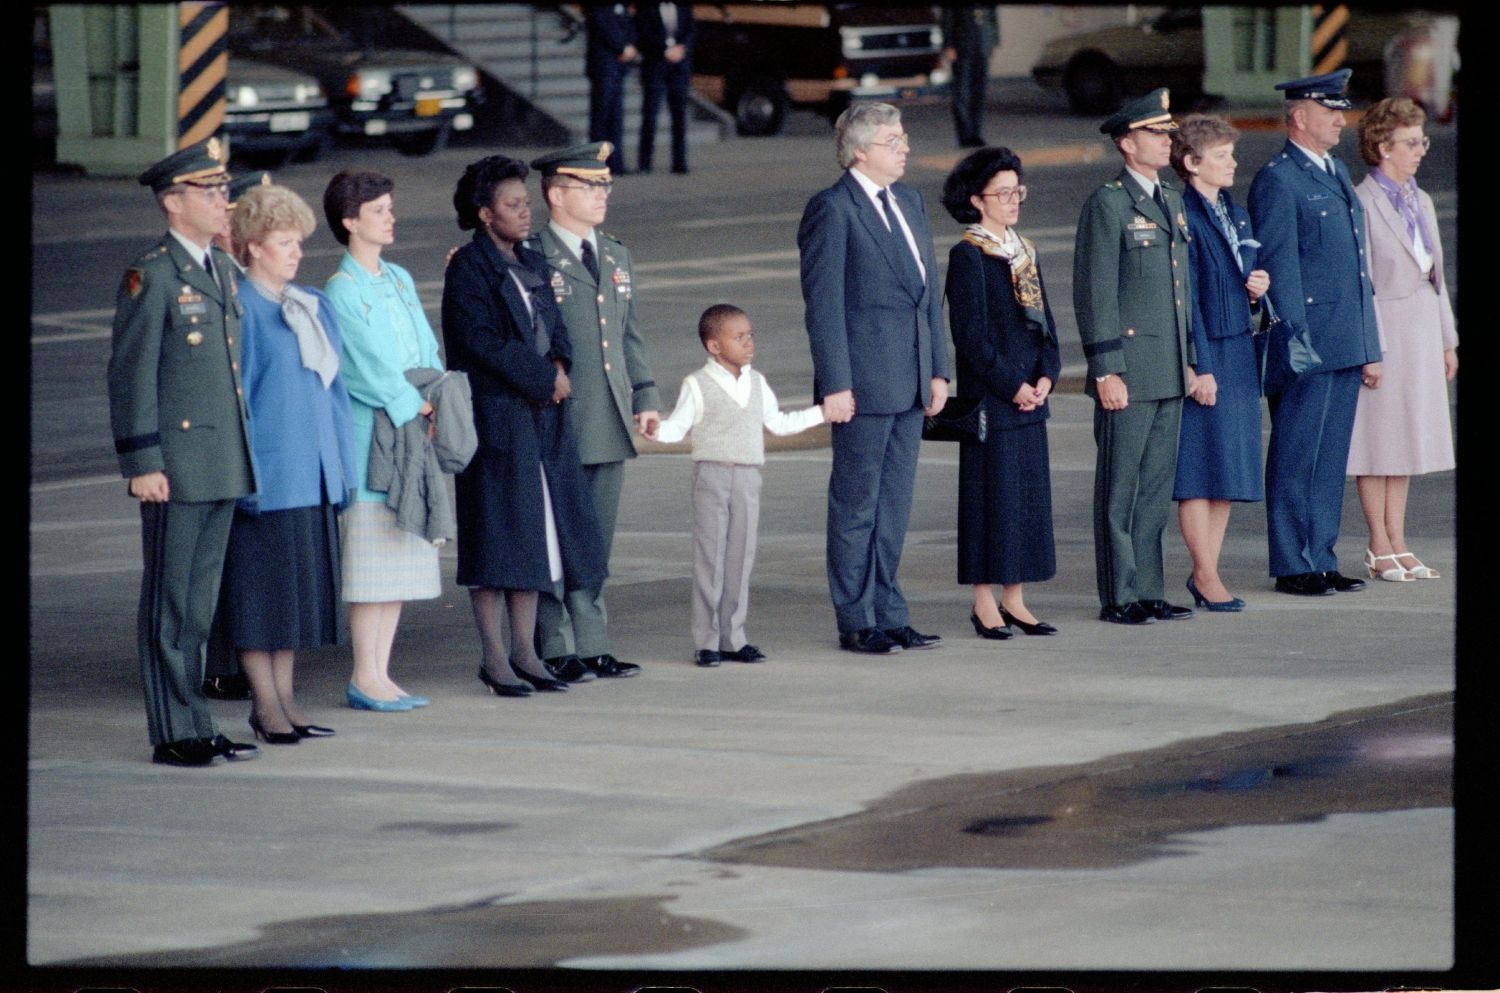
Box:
[26,82,1466,988]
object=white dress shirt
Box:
[848,166,926,283]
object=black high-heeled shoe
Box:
[293,723,336,738]
[478,667,532,697]
[998,606,1058,636]
[248,713,301,745]
[511,663,568,692]
[970,612,1014,640]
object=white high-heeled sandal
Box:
[1396,553,1440,580]
[1365,549,1413,582]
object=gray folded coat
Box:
[367,367,477,544]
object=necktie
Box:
[877,188,923,288]
[1153,184,1169,217]
[1210,194,1244,272]
[203,251,215,283]
[1324,156,1336,177]
[579,239,600,283]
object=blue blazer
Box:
[586,5,636,77]
[236,282,357,513]
[1247,141,1381,373]
[798,170,950,415]
[1183,187,1259,377]
[635,2,694,60]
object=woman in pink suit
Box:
[1347,98,1457,582]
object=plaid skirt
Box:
[339,500,442,603]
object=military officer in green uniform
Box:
[528,141,661,679]
[1073,89,1196,625]
[108,138,260,765]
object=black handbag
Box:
[922,395,987,443]
[1255,296,1322,396]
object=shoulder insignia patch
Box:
[124,267,145,299]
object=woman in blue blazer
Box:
[224,184,357,742]
[1169,116,1271,611]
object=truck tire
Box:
[1063,52,1123,115]
[732,78,788,136]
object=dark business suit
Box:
[798,170,949,634]
[586,5,635,174]
[1248,142,1380,577]
[940,5,998,146]
[107,235,255,746]
[1073,169,1193,607]
[635,2,694,173]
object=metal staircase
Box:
[398,3,727,159]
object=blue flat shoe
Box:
[399,694,430,708]
[346,683,414,712]
[1187,576,1245,612]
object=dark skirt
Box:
[1173,332,1264,502]
[956,417,1056,585]
[220,503,343,651]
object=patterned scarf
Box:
[1370,166,1436,281]
[962,224,1049,338]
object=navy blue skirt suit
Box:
[1173,188,1265,502]
[946,239,1061,585]
[442,233,607,593]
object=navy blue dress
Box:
[1172,188,1264,502]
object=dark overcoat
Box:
[442,233,606,592]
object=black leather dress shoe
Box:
[201,673,251,700]
[884,625,942,649]
[1138,599,1194,620]
[1274,572,1334,596]
[1100,603,1154,625]
[544,655,597,682]
[838,628,899,654]
[205,734,260,762]
[151,738,220,767]
[582,654,641,678]
[694,650,722,667]
[724,644,767,663]
[1323,570,1367,592]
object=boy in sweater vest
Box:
[653,305,823,665]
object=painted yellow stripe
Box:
[1314,38,1350,74]
[1311,5,1349,52]
[179,98,226,148]
[179,2,208,28]
[179,5,228,72]
[178,51,227,117]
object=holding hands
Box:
[822,389,855,424]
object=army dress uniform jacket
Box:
[1073,170,1194,401]
[107,235,255,501]
[529,225,661,466]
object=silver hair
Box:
[834,102,902,169]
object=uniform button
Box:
[1176,298,1182,307]
[231,362,238,371]
[180,420,191,430]
[226,336,234,346]
[1360,271,1366,278]
[597,294,604,303]
[1306,297,1314,304]
[600,317,607,326]
[236,387,243,396]
[601,340,609,348]
[604,361,612,371]
[1172,259,1178,267]
[1174,279,1180,287]
[190,316,199,324]
[1320,210,1328,217]
[1125,328,1135,337]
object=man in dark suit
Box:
[107,138,259,766]
[940,5,998,148]
[1248,69,1382,596]
[585,4,636,175]
[798,102,951,655]
[1073,89,1196,625]
[635,1,694,174]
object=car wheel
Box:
[1063,52,1123,115]
[395,122,451,157]
[732,78,787,136]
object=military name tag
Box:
[178,292,207,316]
[1130,228,1157,243]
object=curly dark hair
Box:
[322,169,395,245]
[453,155,530,231]
[941,146,1024,224]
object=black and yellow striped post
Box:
[177,1,228,148]
[1310,4,1350,75]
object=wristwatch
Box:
[1095,373,1115,382]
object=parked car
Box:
[223,57,335,165]
[227,5,482,156]
[1032,7,1433,114]
[691,4,948,136]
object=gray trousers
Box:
[137,498,235,745]
[537,459,622,659]
[690,462,762,652]
[1092,396,1182,607]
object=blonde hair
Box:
[231,184,316,266]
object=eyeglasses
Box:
[182,183,229,201]
[559,181,613,195]
[979,186,1028,204]
[872,134,911,153]
[1390,135,1431,152]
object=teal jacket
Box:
[324,252,443,503]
